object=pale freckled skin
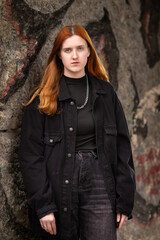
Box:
[59,35,90,78]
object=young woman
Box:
[19,25,135,240]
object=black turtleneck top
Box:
[64,75,96,151]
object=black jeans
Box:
[70,150,116,240]
[46,150,116,240]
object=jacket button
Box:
[63,207,68,212]
[65,180,69,184]
[70,101,74,105]
[49,139,53,143]
[69,127,73,132]
[67,153,72,157]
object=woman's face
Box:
[59,35,90,78]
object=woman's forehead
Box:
[61,35,87,48]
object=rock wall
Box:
[0,0,160,239]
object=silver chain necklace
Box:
[77,74,89,110]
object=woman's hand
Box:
[117,213,128,230]
[40,213,57,235]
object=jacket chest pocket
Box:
[44,134,62,146]
[43,133,63,174]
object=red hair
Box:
[26,25,109,115]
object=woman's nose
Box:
[72,50,78,58]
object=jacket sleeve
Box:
[114,91,136,218]
[18,100,57,219]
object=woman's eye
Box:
[65,49,71,53]
[78,46,83,50]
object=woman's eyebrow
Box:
[62,44,85,49]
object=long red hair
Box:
[26,25,109,115]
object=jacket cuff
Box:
[116,207,132,219]
[36,204,58,219]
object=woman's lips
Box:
[71,62,79,64]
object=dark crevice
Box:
[139,0,160,68]
[129,70,139,116]
[86,7,119,90]
[0,129,8,133]
[129,70,148,139]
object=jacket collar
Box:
[58,75,71,101]
[88,73,107,95]
[58,73,107,101]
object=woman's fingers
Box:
[119,214,126,230]
[47,222,54,235]
[117,213,128,230]
[51,219,57,235]
[40,213,56,235]
[117,213,121,223]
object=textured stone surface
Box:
[24,0,69,13]
[0,0,160,239]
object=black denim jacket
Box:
[19,73,136,239]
